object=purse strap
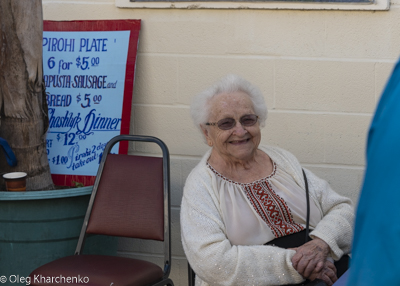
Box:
[302,169,310,243]
[264,168,312,248]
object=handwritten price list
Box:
[44,31,130,176]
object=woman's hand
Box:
[307,260,338,286]
[291,238,330,278]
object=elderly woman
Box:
[180,74,354,286]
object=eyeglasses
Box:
[205,114,259,130]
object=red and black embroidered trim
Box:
[208,162,304,238]
[243,180,304,238]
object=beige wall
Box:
[42,0,399,284]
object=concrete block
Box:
[177,57,275,108]
[262,112,326,164]
[305,165,364,206]
[169,257,190,286]
[43,1,128,20]
[136,10,233,55]
[323,114,370,166]
[170,158,182,207]
[133,105,209,156]
[132,54,179,105]
[171,157,201,207]
[171,208,185,257]
[375,61,396,102]
[275,59,376,113]
[262,111,371,166]
[324,11,397,59]
[388,7,400,57]
[227,10,326,57]
[181,158,201,183]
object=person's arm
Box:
[180,170,305,286]
[291,168,354,284]
[305,168,354,261]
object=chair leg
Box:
[188,262,195,286]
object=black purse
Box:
[265,169,349,286]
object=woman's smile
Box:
[229,138,251,145]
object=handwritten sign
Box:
[43,20,141,186]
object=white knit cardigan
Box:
[180,145,354,286]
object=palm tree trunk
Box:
[0,0,53,191]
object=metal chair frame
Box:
[75,134,172,284]
[188,262,196,286]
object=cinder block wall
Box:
[43,0,399,284]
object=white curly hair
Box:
[190,74,268,137]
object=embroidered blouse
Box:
[181,146,354,286]
[207,161,322,246]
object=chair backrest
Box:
[75,135,171,276]
[86,154,164,240]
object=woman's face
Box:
[201,91,262,163]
